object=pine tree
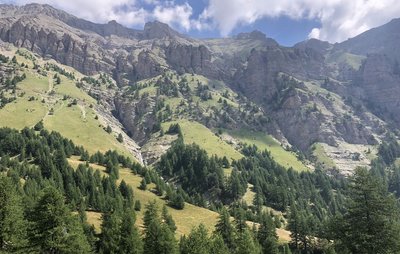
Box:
[234,207,247,233]
[162,205,177,233]
[170,192,185,210]
[280,243,292,254]
[117,133,124,143]
[235,229,261,254]
[180,224,211,254]
[229,169,245,199]
[119,180,133,207]
[80,150,89,162]
[34,120,44,131]
[287,205,300,250]
[331,167,400,253]
[257,212,278,254]
[0,176,27,252]
[106,125,112,133]
[106,160,119,179]
[215,208,236,250]
[144,171,152,184]
[99,211,121,253]
[134,200,141,211]
[28,187,91,253]
[209,234,230,254]
[139,178,147,190]
[77,205,97,252]
[143,201,178,254]
[252,185,264,214]
[119,208,143,254]
[158,224,178,254]
[156,181,164,196]
[222,156,230,168]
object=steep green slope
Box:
[162,120,243,161]
[226,129,309,171]
[0,49,132,158]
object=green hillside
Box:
[162,120,243,161]
[226,129,309,171]
[0,50,132,157]
[67,156,220,236]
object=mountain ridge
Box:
[1,3,400,174]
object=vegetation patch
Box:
[162,120,243,161]
[227,129,309,171]
[44,104,128,155]
[311,143,336,169]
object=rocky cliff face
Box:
[355,54,400,124]
[114,94,157,145]
[0,3,212,82]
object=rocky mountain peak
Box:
[20,3,73,20]
[233,30,279,47]
[294,38,332,53]
[236,30,267,40]
[236,30,266,40]
[101,20,140,38]
[143,20,181,39]
[335,17,400,61]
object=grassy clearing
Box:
[164,97,183,111]
[18,71,49,95]
[138,85,158,96]
[44,104,128,155]
[86,211,102,233]
[277,228,291,243]
[242,184,256,205]
[67,156,107,173]
[0,99,47,129]
[312,143,336,169]
[227,129,309,171]
[0,70,47,129]
[327,52,366,70]
[162,120,243,161]
[55,77,96,103]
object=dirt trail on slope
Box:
[78,104,87,121]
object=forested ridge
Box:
[1,126,400,253]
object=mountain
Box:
[0,3,399,175]
[2,4,400,253]
[336,18,400,59]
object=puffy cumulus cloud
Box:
[9,0,143,25]
[153,2,193,31]
[202,0,400,42]
[6,0,199,31]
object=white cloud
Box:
[9,0,141,24]
[202,0,400,42]
[5,0,199,31]
[3,0,400,42]
[153,2,193,31]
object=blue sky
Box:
[188,16,320,46]
[157,0,321,46]
[3,0,400,46]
